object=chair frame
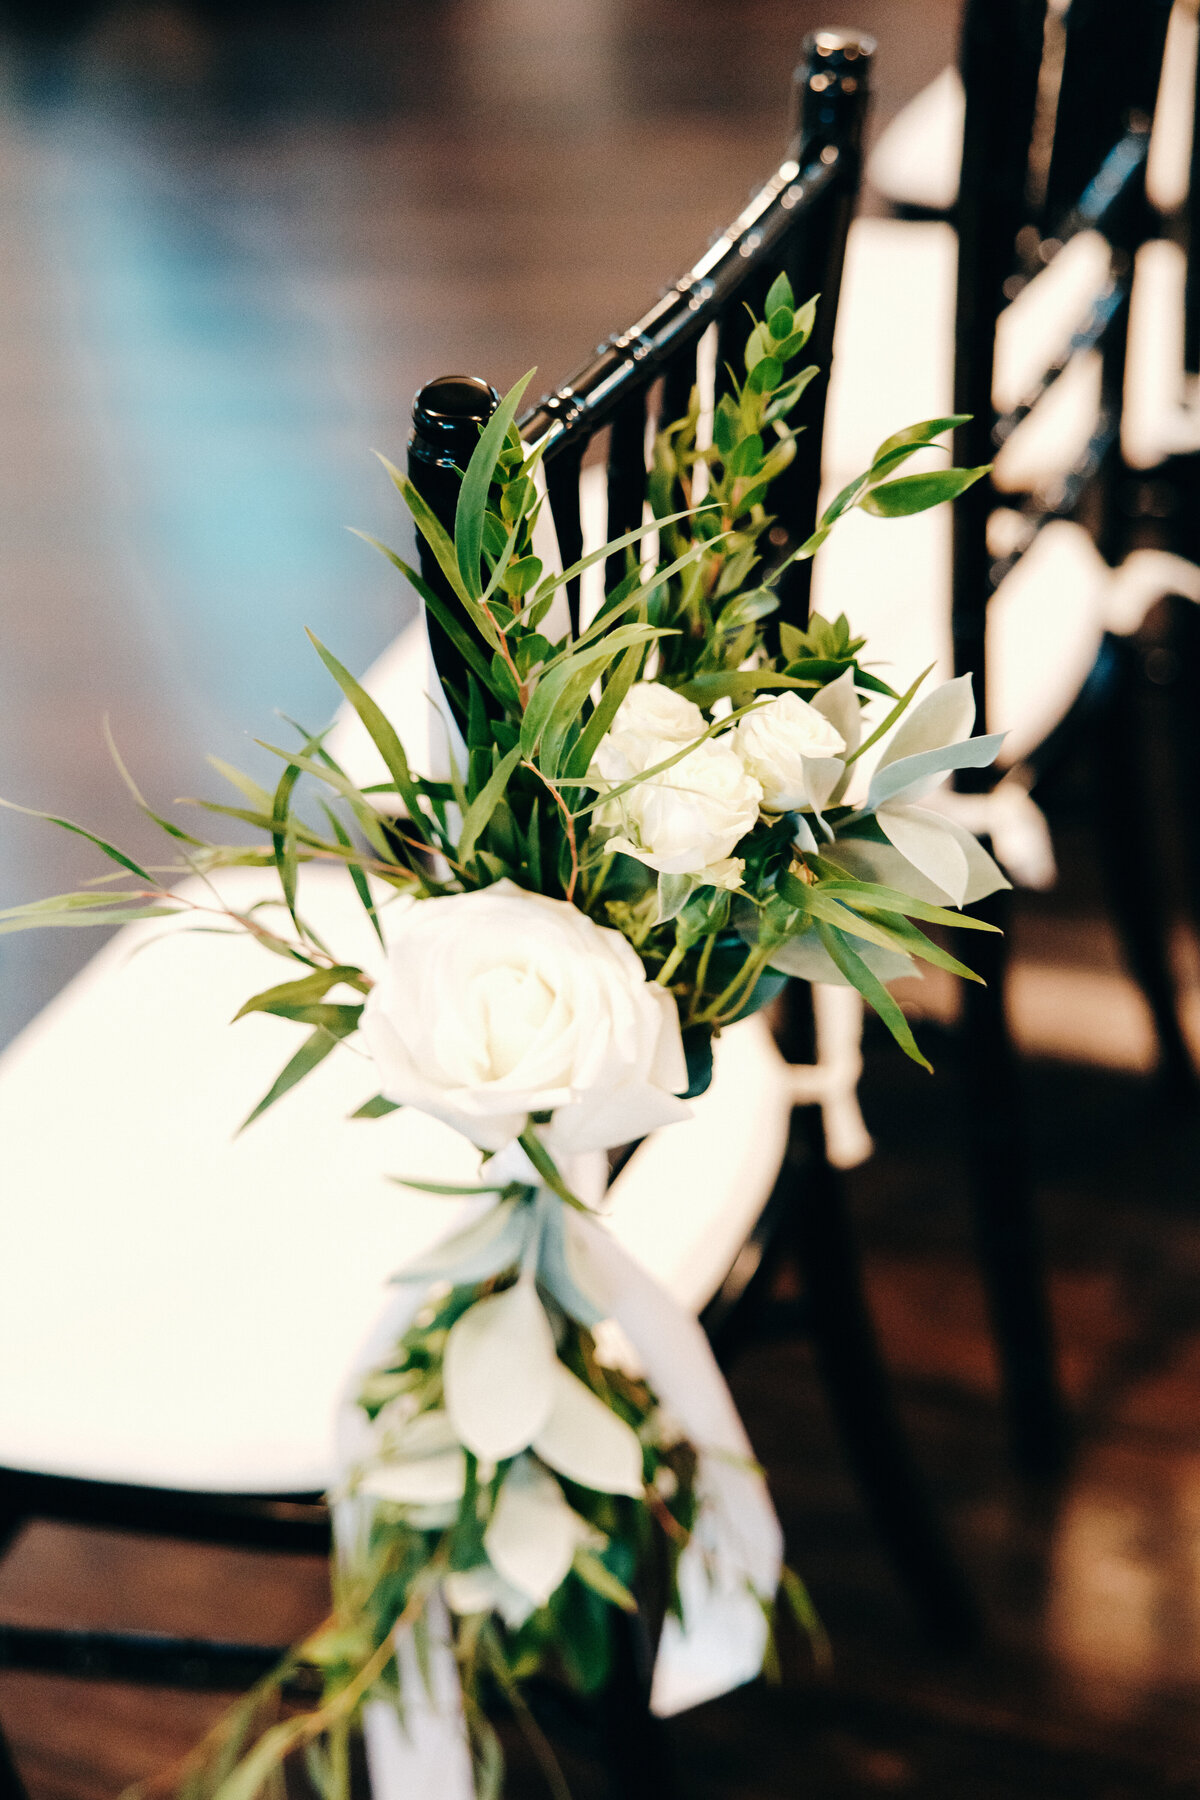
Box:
[0,29,976,1800]
[409,24,978,1653]
[948,0,1182,1480]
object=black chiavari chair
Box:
[0,29,978,1800]
[946,0,1184,1482]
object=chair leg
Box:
[785,1093,981,1650]
[960,887,1070,1479]
[1160,596,1200,968]
[0,1724,28,1800]
[1093,634,1195,1099]
[597,1610,676,1800]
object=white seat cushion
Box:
[0,868,792,1495]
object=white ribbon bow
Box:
[334,1152,783,1798]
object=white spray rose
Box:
[734,692,846,812]
[591,728,762,885]
[609,680,706,751]
[360,880,690,1154]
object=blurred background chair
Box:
[0,29,983,1798]
[815,0,1200,1482]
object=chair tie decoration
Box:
[2,267,1011,1796]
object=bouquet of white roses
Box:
[2,274,1007,1800]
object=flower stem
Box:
[655,940,687,986]
[697,944,771,1025]
[687,933,716,1024]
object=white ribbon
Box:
[334,1156,783,1798]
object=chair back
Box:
[406,26,875,702]
[951,0,1173,779]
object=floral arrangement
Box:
[3,275,1007,1800]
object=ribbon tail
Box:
[362,1601,475,1800]
[569,1214,784,1717]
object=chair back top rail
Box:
[407,27,873,655]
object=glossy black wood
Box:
[1043,0,1172,236]
[774,984,980,1648]
[515,29,873,635]
[948,0,1183,1481]
[1187,33,1200,377]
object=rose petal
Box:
[444,1281,557,1461]
[533,1363,645,1497]
[484,1456,591,1607]
[810,668,861,756]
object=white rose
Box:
[360,880,690,1154]
[610,680,706,751]
[734,692,846,812]
[591,729,762,882]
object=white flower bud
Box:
[734,692,846,812]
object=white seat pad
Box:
[0,868,791,1495]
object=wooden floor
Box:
[7,1,1200,1796]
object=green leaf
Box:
[305,631,437,842]
[768,304,794,340]
[0,904,181,936]
[864,909,984,982]
[0,796,156,883]
[675,670,819,705]
[567,642,645,779]
[809,865,1000,932]
[788,293,818,348]
[206,757,274,813]
[518,1129,584,1209]
[860,466,989,517]
[521,626,667,763]
[529,505,698,611]
[104,723,209,848]
[455,373,533,601]
[270,759,302,935]
[233,965,366,1021]
[743,321,772,371]
[872,415,970,464]
[745,355,782,396]
[252,743,396,862]
[352,1094,402,1119]
[320,801,384,946]
[764,270,794,317]
[255,1001,364,1030]
[573,1549,638,1612]
[762,365,817,423]
[238,1022,357,1133]
[777,873,918,960]
[457,743,523,866]
[816,921,932,1070]
[376,455,474,607]
[350,532,499,694]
